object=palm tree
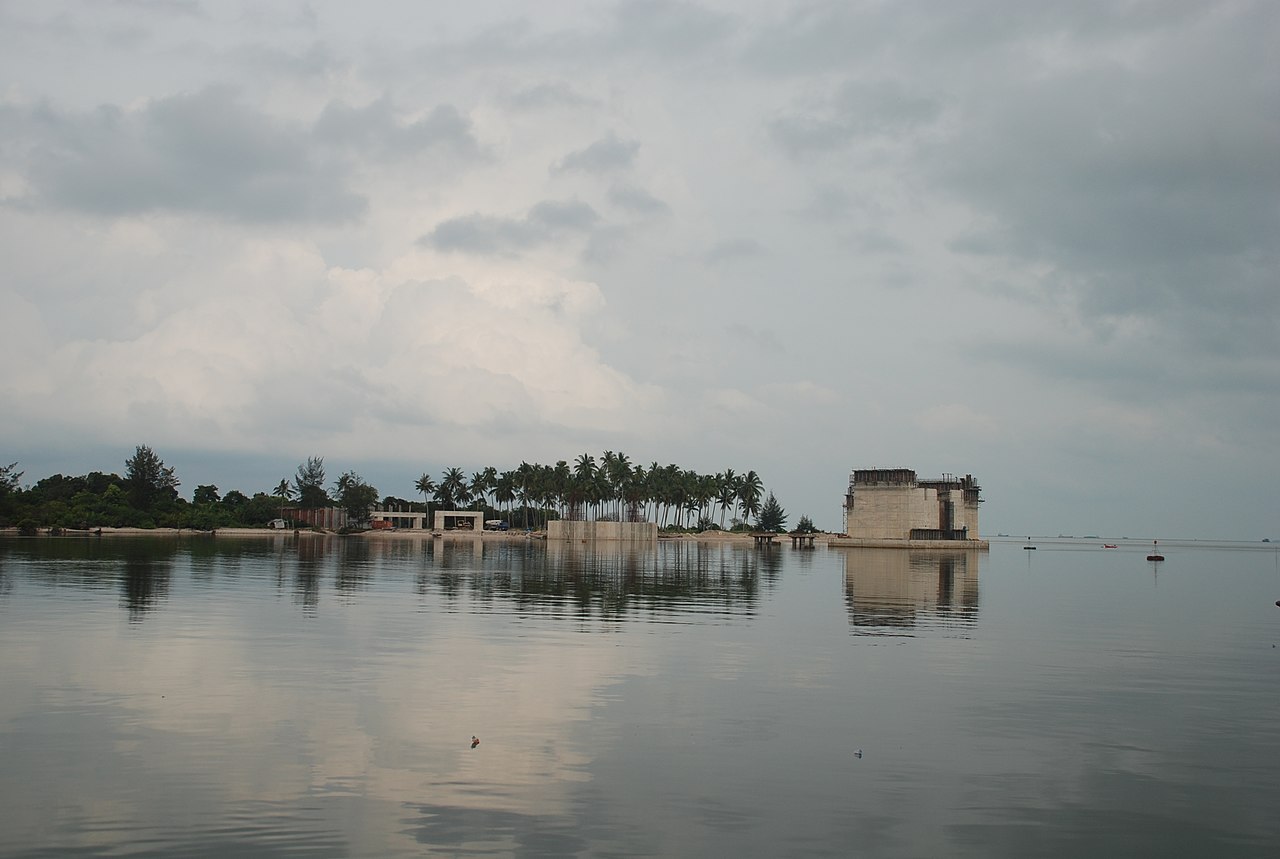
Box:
[624,463,648,522]
[414,473,436,526]
[481,466,497,510]
[470,470,492,513]
[515,461,536,528]
[717,470,739,528]
[739,470,763,528]
[273,478,292,520]
[436,467,470,511]
[604,451,632,520]
[494,471,516,520]
[552,461,571,519]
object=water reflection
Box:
[836,548,981,636]
[120,543,173,621]
[0,536,776,626]
[413,540,765,621]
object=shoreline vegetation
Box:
[1,447,818,538]
[0,525,837,544]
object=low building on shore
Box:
[832,468,987,548]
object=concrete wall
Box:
[845,484,940,539]
[844,476,982,541]
[952,494,980,537]
[433,511,483,530]
[546,520,658,542]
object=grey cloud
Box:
[607,184,670,216]
[936,41,1280,356]
[769,80,942,155]
[412,1,734,74]
[608,0,736,57]
[3,87,364,223]
[313,99,484,159]
[743,1,1211,76]
[501,82,597,111]
[236,41,346,79]
[704,238,764,264]
[420,200,600,255]
[742,3,895,76]
[551,134,640,174]
[109,0,203,16]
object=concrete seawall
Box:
[546,521,658,542]
[828,537,989,550]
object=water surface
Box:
[1,535,1277,856]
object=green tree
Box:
[124,445,180,510]
[794,515,818,534]
[738,470,763,526]
[756,492,787,533]
[0,461,22,522]
[0,461,22,495]
[334,471,379,525]
[193,484,220,505]
[272,478,292,520]
[717,470,740,528]
[242,492,283,526]
[436,467,470,511]
[294,456,328,508]
[494,471,516,519]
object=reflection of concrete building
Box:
[837,548,980,634]
[834,468,986,547]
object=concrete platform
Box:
[827,537,989,550]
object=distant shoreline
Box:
[1,526,835,543]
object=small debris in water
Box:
[471,736,480,748]
[854,749,863,758]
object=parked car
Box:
[484,519,510,531]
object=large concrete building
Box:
[840,468,983,544]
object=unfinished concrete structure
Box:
[546,520,658,542]
[433,510,483,531]
[839,468,984,546]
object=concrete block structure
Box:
[433,510,483,531]
[841,468,983,544]
[369,509,425,529]
[546,520,658,542]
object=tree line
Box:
[1,447,814,534]
[407,453,800,532]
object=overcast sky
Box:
[2,0,1276,539]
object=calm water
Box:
[1,535,1278,857]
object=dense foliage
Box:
[756,493,788,533]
